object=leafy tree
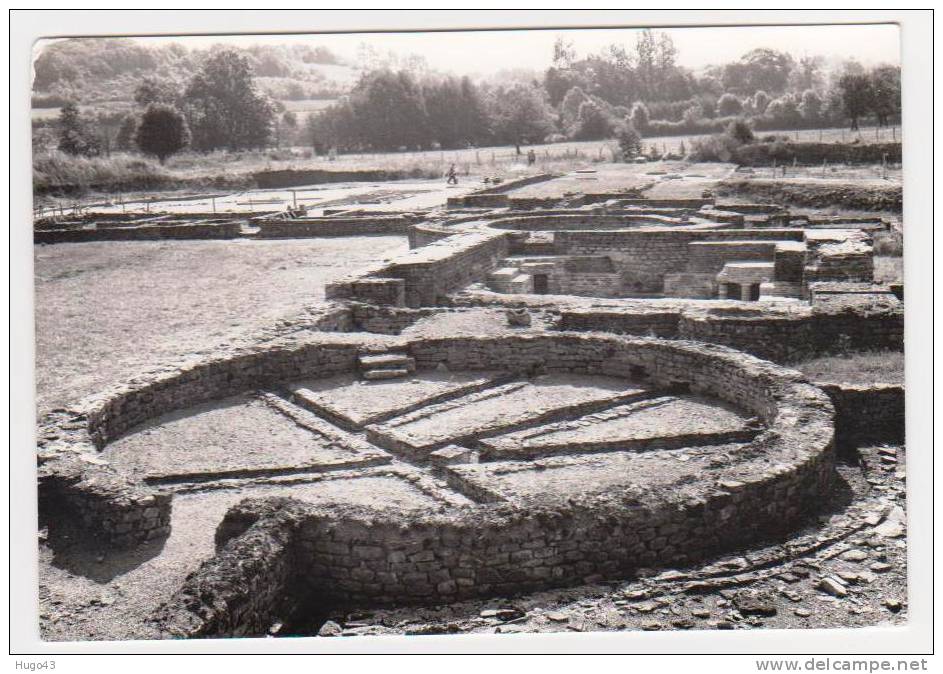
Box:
[635,29,658,100]
[629,102,650,134]
[838,73,874,130]
[552,36,576,68]
[115,113,139,151]
[765,95,802,128]
[489,83,555,153]
[135,104,190,163]
[616,122,642,160]
[717,93,743,117]
[798,89,823,123]
[183,48,275,151]
[790,55,825,91]
[869,65,901,126]
[134,76,181,108]
[560,86,590,131]
[423,75,490,148]
[573,100,612,140]
[57,102,100,157]
[723,48,794,95]
[726,118,755,145]
[347,70,428,150]
[752,90,771,115]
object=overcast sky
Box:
[35,23,900,80]
[120,23,900,75]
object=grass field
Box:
[33,122,903,205]
[794,350,904,385]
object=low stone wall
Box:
[155,501,301,637]
[446,174,557,208]
[488,214,682,232]
[34,221,243,244]
[38,456,172,547]
[717,179,903,213]
[554,229,804,294]
[678,305,903,363]
[327,230,510,307]
[559,308,682,337]
[554,300,903,365]
[255,216,414,238]
[253,168,431,189]
[817,382,905,449]
[153,333,835,637]
[732,141,902,167]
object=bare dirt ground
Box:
[100,393,374,480]
[39,473,440,642]
[32,236,408,414]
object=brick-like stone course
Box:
[255,215,414,238]
[152,333,835,638]
[817,382,905,449]
[34,221,243,244]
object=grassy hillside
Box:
[32,38,358,111]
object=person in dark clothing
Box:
[446,163,458,185]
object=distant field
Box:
[32,123,904,204]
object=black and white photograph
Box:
[8,8,935,663]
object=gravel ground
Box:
[39,474,441,642]
[32,236,408,414]
[100,393,374,480]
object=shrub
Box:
[616,122,642,160]
[726,118,755,145]
[687,134,740,162]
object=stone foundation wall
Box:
[255,216,413,238]
[818,382,905,449]
[156,503,301,638]
[153,334,834,636]
[678,306,903,363]
[327,230,509,307]
[446,174,557,208]
[38,461,172,547]
[34,221,243,244]
[558,308,681,337]
[149,334,835,636]
[554,229,804,293]
[488,214,682,232]
[409,223,455,248]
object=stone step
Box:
[760,281,803,299]
[363,368,411,381]
[358,353,416,371]
[488,267,520,281]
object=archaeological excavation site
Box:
[34,162,906,642]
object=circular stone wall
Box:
[40,333,836,625]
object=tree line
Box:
[44,31,902,164]
[306,31,900,154]
[52,49,278,162]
